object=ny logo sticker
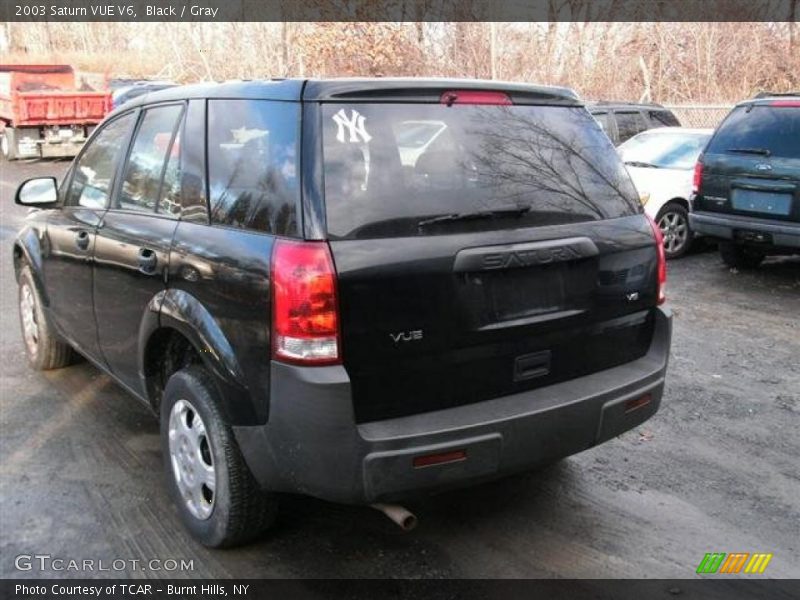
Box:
[332,109,372,143]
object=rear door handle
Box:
[138,248,158,274]
[75,230,90,250]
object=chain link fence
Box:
[663,105,734,129]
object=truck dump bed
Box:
[0,65,111,159]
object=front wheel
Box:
[160,366,278,548]
[18,266,74,370]
[656,203,692,259]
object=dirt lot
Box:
[1,159,798,580]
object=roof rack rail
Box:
[588,100,666,108]
[753,91,800,99]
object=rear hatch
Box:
[695,101,800,226]
[315,91,662,423]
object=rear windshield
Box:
[706,105,800,159]
[321,103,640,239]
[619,131,711,170]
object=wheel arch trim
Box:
[14,228,49,306]
[658,197,690,214]
[138,288,256,423]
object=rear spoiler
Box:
[303,79,581,106]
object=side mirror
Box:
[15,177,59,208]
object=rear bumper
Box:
[235,307,672,504]
[690,211,800,249]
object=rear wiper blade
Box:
[727,147,772,156]
[625,160,662,169]
[417,206,531,228]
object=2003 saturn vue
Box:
[13,78,671,547]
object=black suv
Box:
[13,79,671,547]
[589,102,681,145]
[691,96,800,268]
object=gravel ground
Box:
[1,159,798,580]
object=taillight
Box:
[271,240,340,365]
[647,215,667,305]
[440,90,512,106]
[769,100,800,107]
[692,160,703,194]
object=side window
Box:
[66,112,136,209]
[615,111,648,144]
[178,100,208,223]
[207,99,300,235]
[592,111,610,134]
[650,110,680,127]
[158,123,182,217]
[117,104,184,214]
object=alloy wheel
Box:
[658,210,689,255]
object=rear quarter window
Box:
[207,99,300,235]
[615,111,648,143]
[706,105,800,159]
[649,110,680,127]
[322,103,640,239]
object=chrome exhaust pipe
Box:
[371,503,418,531]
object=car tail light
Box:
[692,160,703,194]
[647,215,667,305]
[441,90,512,106]
[769,100,800,107]
[271,240,340,365]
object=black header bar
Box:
[3,0,799,22]
[4,579,800,600]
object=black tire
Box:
[18,266,74,370]
[160,365,278,548]
[1,127,19,161]
[656,202,692,259]
[719,242,765,269]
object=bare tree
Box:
[3,22,797,103]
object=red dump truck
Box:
[0,64,111,160]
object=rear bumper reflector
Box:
[624,393,652,413]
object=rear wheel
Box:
[656,203,691,259]
[161,366,278,547]
[18,266,74,369]
[719,242,765,269]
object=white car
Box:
[394,120,447,167]
[619,127,713,258]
